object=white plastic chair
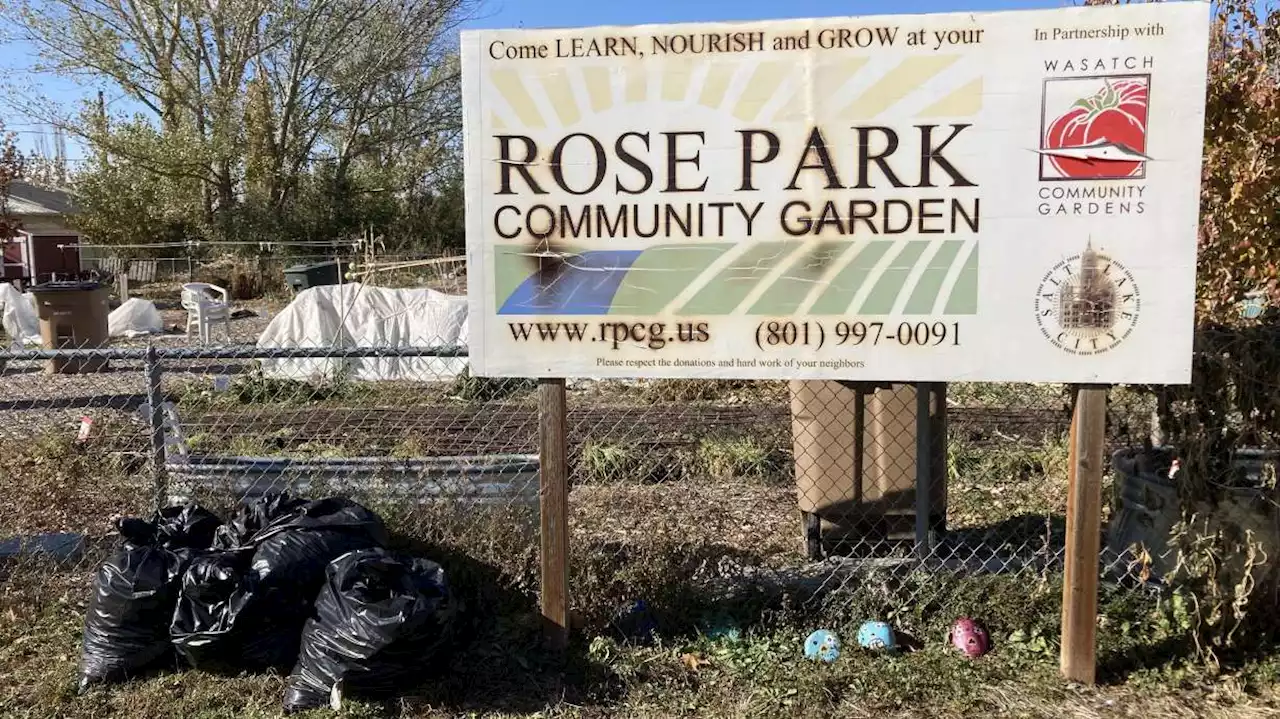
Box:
[181,282,231,345]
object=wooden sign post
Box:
[539,377,570,651]
[1060,384,1108,684]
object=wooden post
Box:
[1061,384,1108,684]
[914,383,933,561]
[539,377,570,651]
[118,272,129,299]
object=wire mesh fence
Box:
[4,271,1280,644]
[1,325,1199,632]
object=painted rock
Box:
[948,617,991,658]
[804,629,841,663]
[856,621,897,651]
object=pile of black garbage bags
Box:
[77,494,459,712]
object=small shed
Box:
[2,181,82,286]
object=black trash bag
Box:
[283,548,458,713]
[169,550,297,669]
[247,497,391,581]
[212,492,309,550]
[171,497,389,672]
[76,503,222,693]
[118,503,222,550]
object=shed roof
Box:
[6,181,76,216]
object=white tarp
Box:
[0,283,39,347]
[108,298,164,338]
[256,282,469,382]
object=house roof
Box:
[6,181,76,216]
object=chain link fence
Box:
[2,278,1277,645]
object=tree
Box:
[1085,0,1280,322]
[69,121,207,249]
[0,120,24,239]
[1,0,475,253]
[1196,2,1280,322]
[24,125,70,188]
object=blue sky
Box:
[0,0,1212,161]
[461,0,1076,30]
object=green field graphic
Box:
[494,240,979,316]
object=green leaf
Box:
[1100,79,1119,107]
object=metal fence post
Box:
[144,344,167,510]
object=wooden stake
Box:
[1061,384,1108,684]
[539,377,570,651]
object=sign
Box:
[461,3,1209,383]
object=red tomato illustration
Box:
[1044,79,1149,179]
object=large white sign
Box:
[462,3,1209,383]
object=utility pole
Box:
[96,90,109,167]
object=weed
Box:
[946,435,1071,529]
[448,368,537,403]
[193,253,287,300]
[0,423,150,536]
[173,368,365,410]
[637,379,787,405]
[225,435,273,456]
[948,382,1067,410]
[578,441,679,484]
[1163,506,1280,666]
[696,436,789,483]
[391,435,428,458]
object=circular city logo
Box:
[1035,242,1139,355]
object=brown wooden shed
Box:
[2,181,82,287]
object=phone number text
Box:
[753,320,962,352]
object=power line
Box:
[76,239,362,250]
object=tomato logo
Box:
[1040,77,1150,181]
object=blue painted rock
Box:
[804,629,841,663]
[856,621,897,651]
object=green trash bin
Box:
[284,260,346,292]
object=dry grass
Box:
[3,514,1280,718]
[1,381,1278,717]
[2,555,1279,719]
[571,480,798,567]
[947,436,1072,530]
[0,426,151,537]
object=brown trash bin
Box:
[789,380,947,558]
[30,281,111,374]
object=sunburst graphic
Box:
[485,53,983,132]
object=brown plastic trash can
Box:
[789,380,947,558]
[30,281,110,374]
